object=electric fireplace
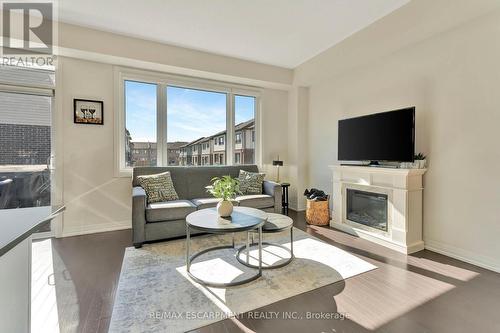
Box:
[346,189,388,231]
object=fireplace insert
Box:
[346,189,388,231]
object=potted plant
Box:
[414,153,427,169]
[206,176,241,217]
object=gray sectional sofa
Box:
[132,165,282,248]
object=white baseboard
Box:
[425,239,500,274]
[61,221,131,238]
[331,221,423,254]
[289,203,305,212]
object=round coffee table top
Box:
[186,207,267,232]
[262,213,293,232]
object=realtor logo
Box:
[2,2,53,55]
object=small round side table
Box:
[236,213,294,269]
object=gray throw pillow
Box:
[238,170,265,195]
[137,171,179,203]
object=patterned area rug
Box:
[109,227,376,332]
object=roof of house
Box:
[130,142,157,149]
[167,141,188,149]
[179,119,255,148]
[180,137,205,148]
[235,119,254,131]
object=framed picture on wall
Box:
[74,99,104,125]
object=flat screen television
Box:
[338,107,415,164]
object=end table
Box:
[280,182,290,215]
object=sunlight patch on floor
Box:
[177,257,244,312]
[337,265,456,330]
[407,256,480,281]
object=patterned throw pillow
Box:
[137,171,179,203]
[238,170,265,195]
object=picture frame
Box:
[74,99,104,125]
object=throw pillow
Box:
[238,170,265,195]
[137,171,179,203]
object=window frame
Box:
[114,67,261,176]
[0,65,60,238]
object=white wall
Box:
[294,6,500,272]
[57,55,289,236]
[59,58,132,236]
[58,22,292,90]
[260,89,289,179]
[287,87,309,210]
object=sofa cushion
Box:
[238,170,265,195]
[236,194,274,209]
[191,197,221,210]
[137,171,179,203]
[146,200,196,222]
[191,197,240,210]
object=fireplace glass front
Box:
[346,189,388,231]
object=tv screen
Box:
[338,107,415,162]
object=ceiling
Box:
[58,0,410,69]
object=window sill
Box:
[115,168,133,178]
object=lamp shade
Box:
[272,160,283,166]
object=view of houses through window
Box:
[124,79,256,168]
[168,86,227,166]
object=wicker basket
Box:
[305,196,330,226]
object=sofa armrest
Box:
[132,186,147,246]
[263,180,282,213]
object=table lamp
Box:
[272,156,283,183]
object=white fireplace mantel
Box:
[329,165,426,254]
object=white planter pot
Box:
[217,200,233,217]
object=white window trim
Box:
[114,67,262,177]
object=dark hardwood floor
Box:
[46,211,500,333]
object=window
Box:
[0,65,56,235]
[167,86,226,166]
[0,92,52,209]
[125,80,157,167]
[234,95,256,165]
[117,69,260,173]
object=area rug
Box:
[109,227,376,332]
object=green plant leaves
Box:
[205,175,242,201]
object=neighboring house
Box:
[129,120,254,167]
[179,145,190,166]
[212,131,226,165]
[177,120,254,166]
[125,129,133,166]
[234,119,255,165]
[130,142,157,166]
[180,137,204,166]
[167,141,188,165]
[199,138,212,165]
